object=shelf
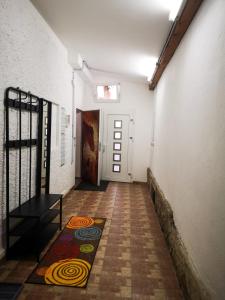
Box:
[37,223,59,253]
[7,98,39,112]
[6,139,37,149]
[40,209,59,226]
[9,209,59,236]
[9,218,37,236]
[5,87,61,262]
[7,223,59,260]
[9,194,62,218]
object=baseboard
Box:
[147,168,210,300]
[62,185,75,198]
[132,180,147,184]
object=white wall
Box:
[0,0,74,256]
[151,0,225,298]
[78,71,154,182]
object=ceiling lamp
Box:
[139,56,158,82]
[169,0,184,21]
[146,57,158,82]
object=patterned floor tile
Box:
[0,182,183,299]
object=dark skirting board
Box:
[74,180,109,192]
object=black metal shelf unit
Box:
[5,87,63,261]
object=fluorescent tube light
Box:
[169,0,183,21]
[139,56,158,82]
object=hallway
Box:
[0,1,224,298]
[0,182,183,299]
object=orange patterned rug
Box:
[26,216,106,288]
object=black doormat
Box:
[75,181,109,191]
[0,283,23,300]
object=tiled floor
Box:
[0,182,183,299]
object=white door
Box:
[104,114,133,182]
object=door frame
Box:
[97,108,103,185]
[102,109,134,183]
[74,107,103,186]
[75,108,82,184]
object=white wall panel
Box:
[151,0,225,298]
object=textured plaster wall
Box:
[80,71,154,182]
[0,0,74,256]
[151,0,225,298]
[7,109,37,210]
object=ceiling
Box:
[31,0,173,83]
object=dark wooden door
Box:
[81,110,100,185]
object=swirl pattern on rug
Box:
[45,258,91,287]
[74,227,102,241]
[66,216,94,229]
[80,244,95,253]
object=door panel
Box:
[75,110,82,178]
[104,114,131,182]
[81,110,99,185]
[97,109,103,186]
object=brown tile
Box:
[0,182,183,300]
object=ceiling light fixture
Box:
[139,57,158,82]
[169,0,183,21]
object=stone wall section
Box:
[147,168,210,300]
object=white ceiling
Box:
[31,0,172,83]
